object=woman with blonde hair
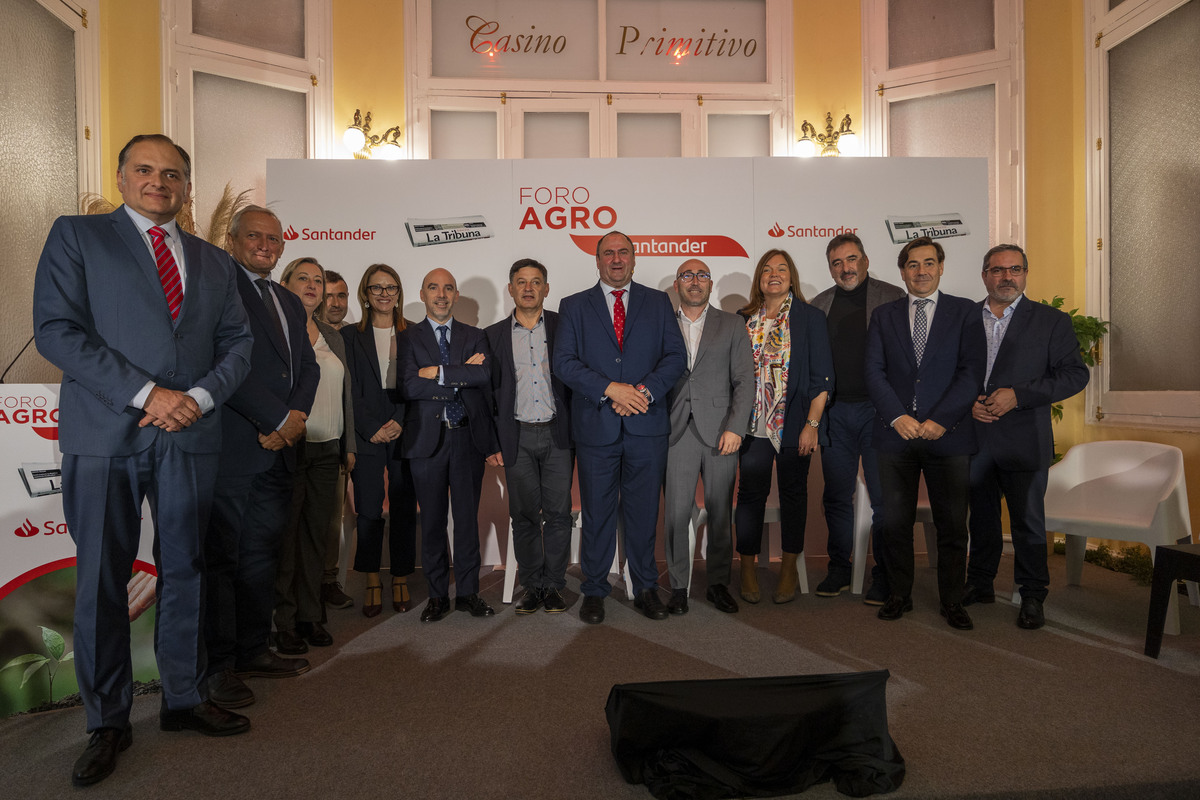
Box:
[341,264,418,616]
[273,257,355,652]
[735,249,834,604]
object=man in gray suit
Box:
[810,234,906,604]
[662,259,755,614]
[34,134,253,787]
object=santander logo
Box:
[284,225,300,241]
[279,224,377,242]
[14,519,38,537]
[768,222,785,238]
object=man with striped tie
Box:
[34,134,254,786]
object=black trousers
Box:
[877,443,969,606]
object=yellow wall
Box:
[792,0,863,142]
[99,0,160,199]
[332,1,405,152]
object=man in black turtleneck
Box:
[810,234,905,604]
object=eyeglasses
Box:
[367,284,400,296]
[677,271,711,282]
[985,265,1027,277]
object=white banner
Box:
[266,156,990,328]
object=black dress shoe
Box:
[634,588,669,620]
[235,650,310,678]
[1017,596,1045,630]
[863,580,889,607]
[421,597,452,622]
[71,724,132,787]
[941,603,974,630]
[206,669,254,709]
[962,582,996,606]
[160,700,250,737]
[514,588,543,614]
[580,595,605,624]
[877,594,913,621]
[541,588,567,613]
[297,620,333,646]
[705,584,739,613]
[456,593,496,617]
[275,628,308,655]
[667,588,689,615]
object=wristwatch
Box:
[806,418,819,429]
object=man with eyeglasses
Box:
[962,244,1089,630]
[810,234,906,605]
[555,230,686,624]
[661,260,754,614]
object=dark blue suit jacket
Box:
[865,291,985,456]
[219,265,319,475]
[33,207,252,456]
[738,301,835,448]
[969,297,1089,471]
[553,282,686,446]
[341,321,410,458]
[485,311,572,466]
[397,319,499,459]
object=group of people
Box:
[33,133,1089,788]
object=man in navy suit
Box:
[554,231,687,624]
[399,268,501,623]
[203,206,318,708]
[963,244,1089,629]
[33,134,253,786]
[485,259,573,614]
[865,236,985,630]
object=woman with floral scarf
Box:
[735,250,834,604]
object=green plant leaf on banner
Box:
[62,651,74,663]
[21,657,49,688]
[40,626,65,661]
[1,653,46,671]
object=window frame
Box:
[861,0,1025,244]
[1084,0,1200,429]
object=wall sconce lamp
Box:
[797,112,860,157]
[343,109,404,160]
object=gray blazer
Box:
[665,306,755,447]
[314,317,356,458]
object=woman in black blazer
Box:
[341,264,418,617]
[735,249,834,605]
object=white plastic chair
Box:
[1045,441,1194,635]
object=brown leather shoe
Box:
[363,583,382,618]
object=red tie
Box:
[612,290,626,350]
[148,226,183,321]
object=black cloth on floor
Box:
[605,670,905,799]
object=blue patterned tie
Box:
[437,325,466,426]
[912,299,931,366]
[911,298,931,413]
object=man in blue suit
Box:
[963,244,1089,630]
[399,268,501,623]
[203,206,318,707]
[865,236,985,630]
[33,134,254,786]
[554,231,687,624]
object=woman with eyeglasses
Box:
[735,249,834,604]
[271,257,355,652]
[341,264,418,617]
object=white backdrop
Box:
[265,156,990,327]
